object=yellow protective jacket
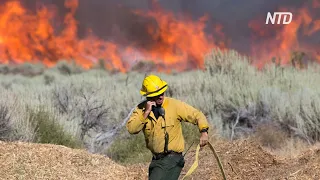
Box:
[126,97,209,154]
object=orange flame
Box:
[0,0,226,72]
[133,8,226,70]
[249,1,320,68]
[0,0,319,72]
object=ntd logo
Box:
[265,12,293,24]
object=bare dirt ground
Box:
[0,138,319,180]
[179,139,320,180]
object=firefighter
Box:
[126,74,209,180]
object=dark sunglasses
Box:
[147,93,164,100]
[156,93,164,97]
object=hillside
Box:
[1,139,320,180]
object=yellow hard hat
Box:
[140,74,168,97]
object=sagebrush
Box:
[0,49,320,163]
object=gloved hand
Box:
[200,132,208,148]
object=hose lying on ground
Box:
[181,142,227,180]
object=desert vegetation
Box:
[0,49,319,164]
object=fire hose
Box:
[181,142,227,180]
[159,107,226,179]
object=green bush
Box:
[28,107,82,149]
[106,129,151,164]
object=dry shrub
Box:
[52,84,111,149]
[0,104,13,141]
[217,101,272,141]
[52,84,76,115]
[271,137,311,158]
[254,123,288,149]
[204,49,251,75]
[91,59,107,71]
[291,51,307,69]
[78,89,110,140]
[0,63,44,76]
[131,60,157,72]
[55,60,84,75]
[0,64,10,74]
[43,73,55,85]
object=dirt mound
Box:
[1,139,320,180]
[0,141,142,180]
[180,138,320,179]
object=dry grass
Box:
[0,49,320,164]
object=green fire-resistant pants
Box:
[148,154,185,180]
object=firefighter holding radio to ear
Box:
[126,74,210,180]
